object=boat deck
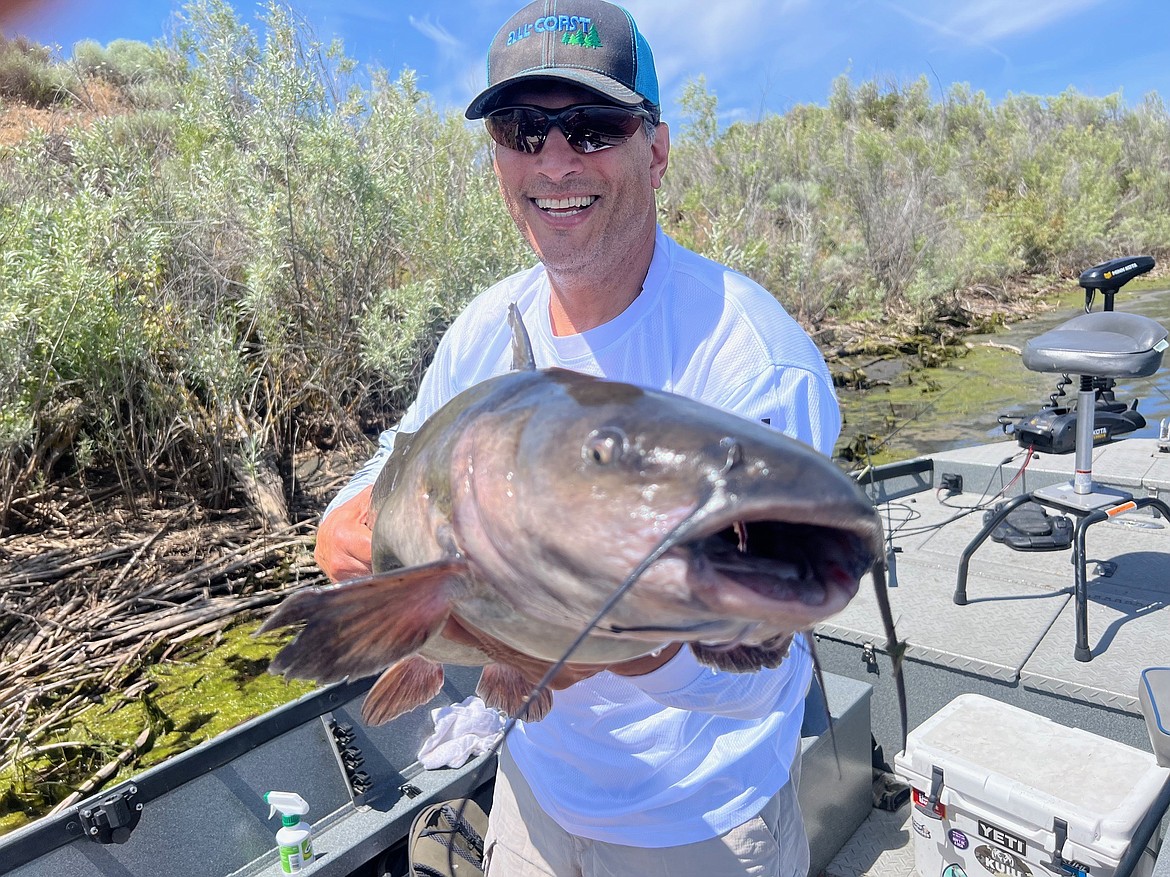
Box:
[817,437,1170,877]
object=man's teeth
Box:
[534,196,597,211]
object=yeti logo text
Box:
[507,16,596,45]
[978,821,1027,856]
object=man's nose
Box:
[534,125,584,179]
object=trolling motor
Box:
[1006,255,1157,454]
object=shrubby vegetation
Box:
[0,1,530,528]
[2,0,1168,528]
[664,76,1170,322]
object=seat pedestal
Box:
[956,491,1167,662]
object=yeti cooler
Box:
[894,694,1170,877]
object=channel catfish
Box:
[262,307,885,724]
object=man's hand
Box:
[314,486,374,582]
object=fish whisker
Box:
[604,620,726,635]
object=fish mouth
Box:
[688,517,873,620]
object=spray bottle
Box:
[265,791,314,873]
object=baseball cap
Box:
[465,0,660,121]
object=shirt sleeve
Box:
[725,364,842,456]
[321,428,398,518]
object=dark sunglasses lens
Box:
[564,107,646,153]
[485,108,547,154]
[486,106,647,154]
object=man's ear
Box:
[650,122,669,189]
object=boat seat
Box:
[1022,311,1168,379]
[956,307,1170,662]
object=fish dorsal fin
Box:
[507,303,536,371]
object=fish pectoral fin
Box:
[689,636,794,673]
[477,663,553,722]
[260,560,467,682]
[361,656,445,725]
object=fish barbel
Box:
[262,307,884,724]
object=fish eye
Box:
[584,427,627,465]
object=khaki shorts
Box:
[483,743,809,877]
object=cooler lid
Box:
[896,694,1170,849]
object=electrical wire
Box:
[869,448,1034,542]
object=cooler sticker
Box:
[913,818,932,840]
[949,829,970,850]
[975,845,1032,877]
[943,865,969,877]
[978,820,1027,856]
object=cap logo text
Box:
[506,16,598,47]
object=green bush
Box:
[661,77,1170,321]
[71,38,183,109]
[0,35,70,106]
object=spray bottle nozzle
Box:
[265,791,309,821]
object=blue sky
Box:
[5,0,1170,124]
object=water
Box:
[833,285,1170,465]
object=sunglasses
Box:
[485,104,656,155]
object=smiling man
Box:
[314,2,841,875]
[488,84,667,334]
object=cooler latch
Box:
[1051,817,1068,867]
[927,765,944,807]
[1044,817,1089,877]
[912,765,946,819]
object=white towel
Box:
[417,696,506,770]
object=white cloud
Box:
[881,1,1010,64]
[883,0,1105,50]
[627,0,807,78]
[409,13,462,57]
[943,0,1105,42]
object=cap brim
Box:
[465,69,645,119]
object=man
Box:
[315,2,840,874]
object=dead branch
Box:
[48,725,154,815]
[0,492,325,768]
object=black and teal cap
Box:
[465,0,660,121]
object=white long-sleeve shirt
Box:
[326,227,841,846]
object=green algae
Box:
[0,621,314,834]
[834,342,1056,467]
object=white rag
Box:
[417,696,506,770]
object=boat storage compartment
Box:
[895,694,1170,877]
